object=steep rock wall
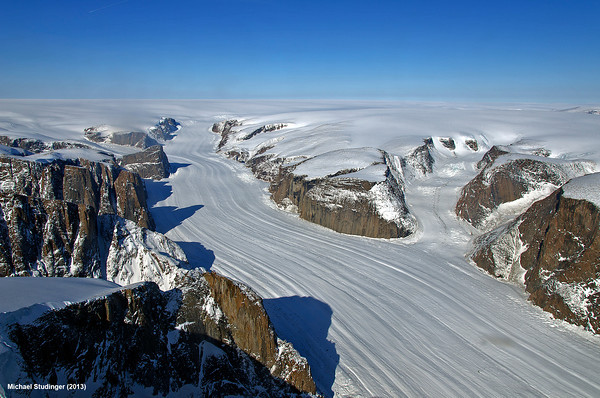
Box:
[0,156,154,229]
[7,281,317,397]
[471,186,600,333]
[456,150,594,229]
[119,145,170,180]
[271,172,413,238]
[0,156,157,277]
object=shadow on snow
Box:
[263,296,339,398]
[145,180,214,270]
[176,240,215,271]
[170,162,191,173]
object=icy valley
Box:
[1,100,600,397]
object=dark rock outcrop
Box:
[0,156,156,277]
[149,117,180,141]
[119,145,170,180]
[84,127,159,149]
[0,156,153,229]
[456,147,594,229]
[401,137,435,176]
[212,119,241,150]
[0,193,100,277]
[243,123,287,141]
[475,145,509,170]
[213,120,417,238]
[438,137,456,151]
[271,171,414,238]
[203,272,317,394]
[465,139,479,151]
[8,279,318,397]
[471,178,600,333]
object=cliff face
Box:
[456,147,595,229]
[148,117,180,141]
[7,279,317,397]
[271,171,414,238]
[85,128,159,149]
[471,176,600,333]
[203,272,317,394]
[120,145,170,180]
[213,120,417,238]
[0,193,99,278]
[0,156,155,277]
[0,156,154,228]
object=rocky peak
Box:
[119,145,170,180]
[471,174,600,333]
[5,276,318,397]
[475,145,509,170]
[84,126,159,149]
[409,137,436,173]
[148,117,180,141]
[456,147,595,229]
[212,119,241,150]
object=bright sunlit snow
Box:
[1,100,600,397]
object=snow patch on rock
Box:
[562,172,600,209]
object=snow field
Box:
[1,100,600,397]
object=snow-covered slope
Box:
[1,100,600,397]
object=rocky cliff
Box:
[456,146,595,229]
[148,117,180,141]
[0,155,155,277]
[0,129,319,395]
[270,168,415,238]
[6,276,317,397]
[470,173,600,333]
[84,118,178,179]
[213,120,418,238]
[85,127,159,149]
[119,145,170,180]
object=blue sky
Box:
[1,0,598,102]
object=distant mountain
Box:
[213,120,481,238]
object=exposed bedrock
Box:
[471,178,600,333]
[456,146,595,229]
[0,156,154,228]
[119,145,170,180]
[85,129,159,149]
[203,272,317,394]
[271,171,414,238]
[148,117,180,141]
[8,277,318,397]
[212,120,417,239]
[0,156,156,277]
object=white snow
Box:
[292,147,384,180]
[0,277,121,313]
[562,172,600,208]
[1,100,600,397]
[25,148,115,164]
[106,219,190,291]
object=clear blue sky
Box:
[1,0,598,102]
